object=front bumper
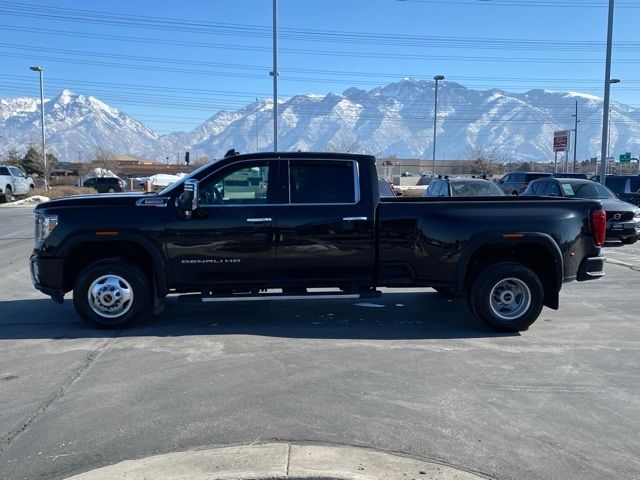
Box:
[577,255,606,282]
[606,219,640,239]
[30,254,65,302]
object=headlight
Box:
[634,210,640,219]
[34,214,58,243]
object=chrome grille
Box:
[606,211,633,222]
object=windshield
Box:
[561,182,615,199]
[450,181,505,197]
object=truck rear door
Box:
[275,158,375,286]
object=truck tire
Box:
[73,258,151,328]
[1,186,13,203]
[469,261,544,332]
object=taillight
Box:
[591,209,606,247]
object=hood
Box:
[34,192,161,211]
[600,198,640,212]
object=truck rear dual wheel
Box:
[73,258,151,328]
[469,261,544,332]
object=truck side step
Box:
[178,289,382,303]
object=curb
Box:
[65,442,490,480]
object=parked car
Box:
[523,178,640,244]
[498,172,552,195]
[424,177,506,197]
[0,165,35,203]
[32,152,606,332]
[377,177,397,197]
[552,172,588,179]
[590,175,640,207]
[83,176,126,193]
[401,171,414,177]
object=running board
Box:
[179,289,382,303]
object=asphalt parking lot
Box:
[1,206,639,480]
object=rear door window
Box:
[546,182,561,196]
[289,160,357,204]
[606,177,628,194]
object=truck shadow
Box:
[0,292,519,340]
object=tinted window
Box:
[605,177,628,193]
[501,174,511,183]
[512,173,526,182]
[378,178,394,197]
[96,177,119,184]
[529,182,544,195]
[450,181,504,197]
[526,173,551,181]
[426,180,440,196]
[546,182,561,196]
[200,161,270,206]
[290,161,355,204]
[0,167,10,176]
[569,182,615,199]
[9,167,24,177]
[629,178,640,193]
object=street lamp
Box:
[30,66,47,190]
[432,75,445,176]
[599,0,615,186]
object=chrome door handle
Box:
[246,217,272,223]
[343,217,368,221]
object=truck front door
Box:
[275,159,375,287]
[165,160,279,288]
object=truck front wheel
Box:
[1,186,13,203]
[73,258,151,328]
[469,261,544,332]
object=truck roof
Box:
[218,152,375,162]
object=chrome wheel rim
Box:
[87,275,133,318]
[489,277,531,321]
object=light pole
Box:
[572,101,580,172]
[606,79,620,170]
[271,0,278,152]
[30,66,47,189]
[599,0,615,186]
[255,97,259,152]
[432,75,445,176]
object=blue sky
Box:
[1,0,638,133]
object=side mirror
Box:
[177,179,199,219]
[395,191,403,197]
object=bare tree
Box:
[5,147,22,167]
[465,146,509,177]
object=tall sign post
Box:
[554,130,570,173]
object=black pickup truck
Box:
[30,152,607,332]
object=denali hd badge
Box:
[181,259,241,264]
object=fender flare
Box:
[57,232,169,297]
[455,232,563,306]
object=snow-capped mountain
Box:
[0,89,158,161]
[1,80,639,162]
